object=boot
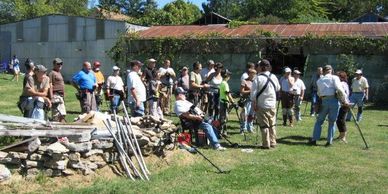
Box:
[288,115,294,127]
[282,115,287,126]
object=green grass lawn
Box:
[1,73,388,193]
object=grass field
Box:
[1,73,388,193]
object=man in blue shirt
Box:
[72,61,97,113]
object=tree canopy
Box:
[0,0,387,25]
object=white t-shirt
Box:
[174,99,203,116]
[291,78,306,95]
[106,75,124,91]
[127,71,146,103]
[159,67,175,86]
[351,76,369,92]
[250,71,280,109]
[280,76,293,92]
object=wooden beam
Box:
[0,129,92,142]
[0,114,47,124]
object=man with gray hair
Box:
[309,65,348,147]
[251,59,281,149]
[72,61,97,113]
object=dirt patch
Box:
[0,149,197,193]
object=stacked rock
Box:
[0,115,178,179]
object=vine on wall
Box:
[108,30,388,65]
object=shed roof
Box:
[138,23,388,39]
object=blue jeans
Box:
[346,92,365,121]
[294,96,302,120]
[199,121,220,148]
[110,95,121,113]
[312,97,340,144]
[129,101,145,117]
[310,90,319,115]
[241,100,254,132]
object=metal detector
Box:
[180,143,230,174]
[349,108,369,149]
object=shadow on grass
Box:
[277,135,312,146]
[363,103,388,111]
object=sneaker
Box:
[310,113,315,117]
[215,145,227,151]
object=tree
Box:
[162,0,201,25]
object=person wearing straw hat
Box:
[291,69,306,122]
[106,66,125,113]
[346,69,369,122]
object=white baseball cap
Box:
[355,69,362,74]
[284,67,291,73]
[148,58,157,63]
[293,70,301,74]
[113,66,120,71]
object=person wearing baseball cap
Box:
[27,64,51,120]
[174,87,226,151]
[48,58,66,122]
[93,61,105,110]
[176,66,190,92]
[279,66,296,127]
[219,68,234,136]
[127,60,146,117]
[346,69,369,122]
[106,66,124,113]
[291,69,306,121]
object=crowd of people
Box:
[13,56,369,150]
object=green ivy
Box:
[108,31,388,65]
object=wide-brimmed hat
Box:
[35,64,47,72]
[293,70,301,74]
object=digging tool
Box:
[105,119,144,180]
[121,101,150,175]
[118,119,150,181]
[180,143,230,174]
[103,120,135,180]
[349,108,369,149]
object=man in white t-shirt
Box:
[291,70,306,121]
[240,62,255,82]
[127,60,146,117]
[346,69,369,122]
[159,59,176,114]
[174,87,226,151]
[106,66,125,113]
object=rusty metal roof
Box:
[138,23,388,38]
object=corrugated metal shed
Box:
[138,23,388,38]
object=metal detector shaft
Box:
[349,108,369,149]
[193,147,229,174]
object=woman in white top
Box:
[206,62,223,119]
[106,66,124,113]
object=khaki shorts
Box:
[256,107,276,128]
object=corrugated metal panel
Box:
[138,23,388,38]
[16,22,23,42]
[41,17,48,42]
